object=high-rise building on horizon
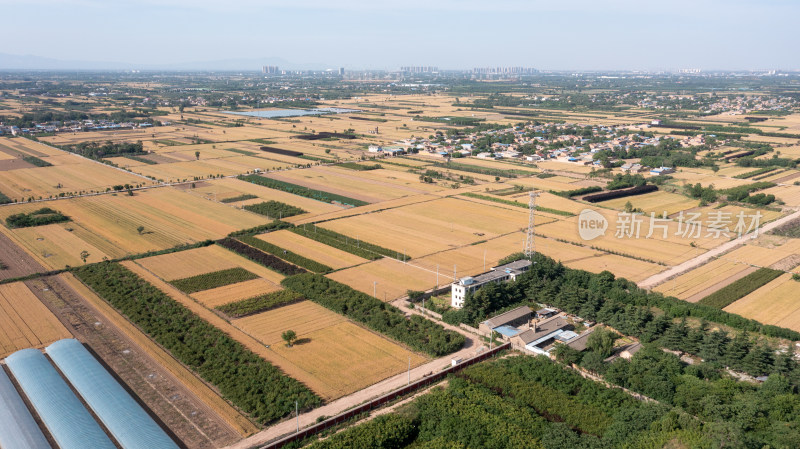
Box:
[400,66,438,73]
[262,65,280,74]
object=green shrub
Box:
[6,207,70,228]
[243,200,306,218]
[216,290,303,318]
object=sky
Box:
[1,0,798,71]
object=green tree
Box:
[80,250,90,263]
[137,225,145,235]
[195,151,200,160]
[282,329,298,347]
[587,328,618,358]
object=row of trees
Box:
[75,262,320,423]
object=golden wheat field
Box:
[234,300,428,399]
[191,279,282,308]
[0,281,72,358]
[255,230,368,270]
[320,196,540,258]
[0,188,267,269]
[654,259,757,300]
[327,257,443,301]
[724,274,800,330]
[598,191,700,216]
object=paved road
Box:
[637,208,800,290]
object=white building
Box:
[451,259,532,308]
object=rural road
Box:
[637,208,800,290]
[225,305,482,449]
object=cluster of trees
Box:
[217,238,306,276]
[338,162,382,171]
[65,140,145,159]
[226,219,293,238]
[605,173,646,190]
[0,109,163,128]
[724,182,778,206]
[552,186,602,198]
[74,263,320,423]
[736,156,797,168]
[685,182,778,206]
[237,174,369,207]
[243,200,307,219]
[237,235,332,273]
[583,185,658,203]
[698,268,784,309]
[605,139,715,169]
[290,226,400,260]
[281,274,464,357]
[6,207,70,228]
[216,290,303,318]
[305,355,713,449]
[443,253,800,377]
[0,190,13,205]
[170,267,258,294]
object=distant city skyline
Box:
[1,0,798,71]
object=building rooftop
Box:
[515,315,569,345]
[484,306,532,329]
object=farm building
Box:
[509,315,572,355]
[2,339,180,449]
[478,306,533,335]
[450,259,532,308]
[650,166,675,176]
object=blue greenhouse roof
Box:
[0,367,50,449]
[4,348,116,449]
[46,339,180,449]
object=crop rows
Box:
[698,267,783,309]
[171,267,259,294]
[215,289,304,318]
[237,174,368,207]
[74,262,320,423]
[217,238,307,276]
[237,235,332,273]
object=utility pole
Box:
[483,249,486,271]
[295,400,299,433]
[407,356,411,385]
[436,264,439,289]
[373,281,377,298]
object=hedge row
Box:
[237,235,332,273]
[238,174,368,207]
[338,162,382,171]
[698,268,784,309]
[217,238,306,276]
[243,200,307,219]
[216,289,304,318]
[281,273,464,357]
[290,226,402,260]
[74,262,320,423]
[733,167,777,179]
[583,185,658,203]
[552,186,602,198]
[171,267,258,294]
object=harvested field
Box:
[138,245,286,285]
[724,274,800,330]
[327,257,441,301]
[654,259,757,300]
[123,261,421,400]
[191,279,281,308]
[598,191,699,216]
[208,177,343,217]
[320,197,542,258]
[255,230,368,270]
[0,281,72,358]
[235,302,427,398]
[0,188,267,269]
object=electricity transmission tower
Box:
[523,191,539,258]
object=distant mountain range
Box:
[0,53,325,71]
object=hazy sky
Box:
[1,0,798,70]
